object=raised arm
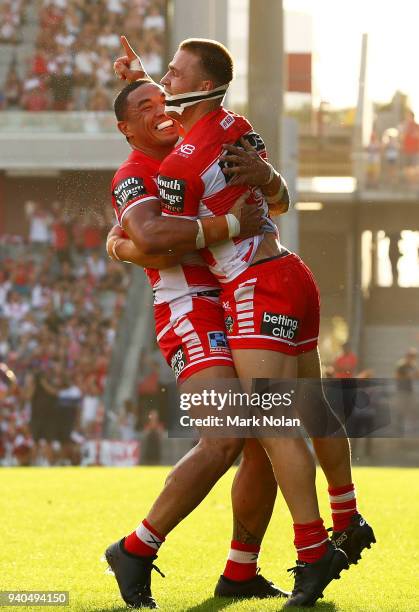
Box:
[114,36,153,83]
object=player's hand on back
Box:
[114,36,150,83]
[229,190,264,239]
[221,137,272,186]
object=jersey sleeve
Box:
[157,156,204,219]
[242,130,268,161]
[111,164,159,225]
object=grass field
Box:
[1,466,418,612]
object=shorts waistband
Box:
[250,248,291,268]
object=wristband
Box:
[196,219,205,249]
[111,239,121,261]
[130,56,146,72]
[225,213,241,238]
[265,176,287,203]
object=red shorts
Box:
[157,296,234,383]
[220,253,320,355]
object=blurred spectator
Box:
[382,128,400,187]
[80,376,102,437]
[137,356,161,423]
[386,232,402,287]
[395,348,418,434]
[25,201,52,250]
[142,409,164,465]
[366,131,381,189]
[2,66,23,109]
[400,110,419,170]
[27,367,59,465]
[21,84,49,111]
[55,374,83,465]
[118,399,138,440]
[51,207,71,264]
[333,342,358,378]
[49,63,74,110]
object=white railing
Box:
[0,111,116,134]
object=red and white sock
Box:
[293,519,329,564]
[328,484,357,532]
[223,540,260,581]
[123,519,165,557]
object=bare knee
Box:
[199,437,244,467]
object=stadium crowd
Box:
[366,109,419,189]
[0,0,27,44]
[0,200,132,466]
[0,0,166,111]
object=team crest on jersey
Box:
[207,331,228,352]
[225,315,234,334]
[171,346,188,378]
[113,176,147,210]
[158,175,186,213]
[260,312,299,341]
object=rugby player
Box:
[105,78,292,608]
[111,38,375,608]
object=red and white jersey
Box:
[157,107,278,283]
[111,149,220,333]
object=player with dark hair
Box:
[105,71,294,608]
[108,37,375,608]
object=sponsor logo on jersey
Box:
[158,175,186,213]
[260,312,299,341]
[178,143,196,156]
[207,331,228,352]
[225,315,234,333]
[113,176,147,210]
[220,114,235,130]
[171,346,187,378]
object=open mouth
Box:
[156,119,174,131]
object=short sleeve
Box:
[111,166,158,225]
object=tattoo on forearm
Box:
[233,517,261,545]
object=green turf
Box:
[1,466,418,611]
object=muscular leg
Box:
[298,348,352,488]
[232,349,321,525]
[231,438,277,544]
[146,366,244,535]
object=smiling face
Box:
[117,82,179,157]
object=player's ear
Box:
[117,120,131,139]
[201,79,215,92]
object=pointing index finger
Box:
[120,35,137,59]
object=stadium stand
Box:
[0,202,132,465]
[0,0,166,111]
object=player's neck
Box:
[179,100,221,134]
[130,142,173,161]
